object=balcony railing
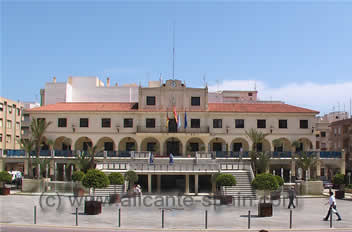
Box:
[320,151,342,158]
[136,126,209,133]
[215,151,250,158]
[272,152,292,158]
[129,162,219,172]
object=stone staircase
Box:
[94,185,125,196]
[222,170,256,200]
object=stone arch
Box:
[74,136,93,151]
[164,137,183,156]
[298,137,313,151]
[118,137,137,151]
[54,136,72,150]
[96,137,115,151]
[272,137,291,152]
[140,137,161,154]
[230,137,250,152]
[209,137,227,152]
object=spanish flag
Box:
[173,106,178,124]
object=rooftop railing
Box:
[136,126,210,133]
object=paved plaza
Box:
[1,195,352,231]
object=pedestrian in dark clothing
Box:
[288,186,296,209]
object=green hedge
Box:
[252,173,279,191]
[108,173,124,185]
[333,174,345,186]
[0,171,12,185]
[216,174,237,186]
[72,171,85,182]
[82,169,109,189]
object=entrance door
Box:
[167,141,180,156]
[213,143,222,151]
[233,143,242,152]
[168,119,177,133]
[104,142,114,151]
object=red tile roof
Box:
[208,103,319,114]
[27,102,319,114]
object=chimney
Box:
[53,77,56,83]
[107,77,110,87]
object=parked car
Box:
[323,180,333,189]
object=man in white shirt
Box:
[323,191,342,221]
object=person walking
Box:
[169,153,174,165]
[323,191,342,221]
[288,186,296,209]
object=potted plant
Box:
[72,171,85,197]
[252,173,279,217]
[216,173,237,204]
[125,170,138,197]
[108,172,124,203]
[270,175,284,200]
[0,171,12,195]
[82,169,110,215]
[333,173,345,199]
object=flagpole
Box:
[172,22,175,80]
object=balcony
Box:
[320,151,342,159]
[129,162,219,173]
[136,126,209,134]
[215,151,250,158]
[272,152,292,158]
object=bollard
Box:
[248,210,251,229]
[330,209,332,228]
[162,209,164,228]
[34,206,37,224]
[289,209,292,229]
[75,208,78,226]
[205,210,208,229]
[118,208,121,227]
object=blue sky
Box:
[1,1,352,114]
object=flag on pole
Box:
[177,114,181,129]
[166,112,169,128]
[173,106,178,124]
[184,111,187,128]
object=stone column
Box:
[148,174,152,193]
[157,175,161,193]
[185,174,189,194]
[49,160,55,180]
[341,150,346,175]
[0,159,4,171]
[291,159,296,181]
[160,142,164,156]
[316,159,321,178]
[211,178,216,194]
[195,174,199,195]
[24,159,29,176]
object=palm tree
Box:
[272,139,283,152]
[30,118,52,179]
[296,152,317,180]
[46,139,54,156]
[86,144,103,170]
[291,140,301,153]
[18,139,34,178]
[245,128,269,175]
[256,152,271,174]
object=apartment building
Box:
[0,97,23,155]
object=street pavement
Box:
[1,195,352,231]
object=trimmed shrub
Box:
[0,171,12,186]
[346,184,352,189]
[274,175,284,186]
[108,173,124,185]
[252,173,279,191]
[82,169,110,189]
[72,171,85,182]
[125,170,138,184]
[216,174,237,186]
[333,174,345,186]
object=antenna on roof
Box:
[254,81,257,91]
[159,73,163,85]
[172,22,175,80]
[203,74,207,88]
[216,80,220,92]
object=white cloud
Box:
[208,80,352,115]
